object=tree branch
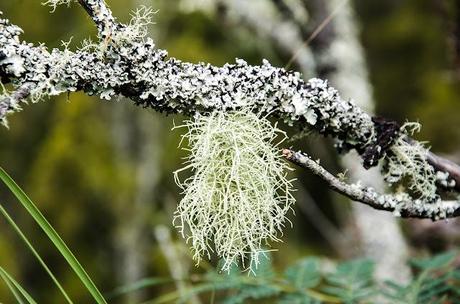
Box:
[283,149,460,220]
[1,0,460,220]
[0,9,376,151]
[76,0,120,40]
[426,150,460,192]
[404,137,460,192]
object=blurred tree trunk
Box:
[289,0,411,283]
[110,2,163,302]
[111,105,161,303]
[324,0,411,284]
[447,0,460,75]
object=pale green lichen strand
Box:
[43,0,74,11]
[173,110,295,273]
[384,123,437,201]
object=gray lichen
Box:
[0,11,375,153]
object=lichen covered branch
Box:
[1,0,460,220]
[76,0,120,40]
[283,149,460,220]
[0,7,376,151]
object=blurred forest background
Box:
[1,0,460,303]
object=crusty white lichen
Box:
[0,85,12,127]
[173,109,295,273]
[0,8,376,149]
[286,149,460,220]
[0,54,25,77]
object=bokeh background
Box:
[1,0,460,302]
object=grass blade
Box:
[0,204,73,303]
[0,167,107,304]
[0,268,25,304]
[0,267,37,304]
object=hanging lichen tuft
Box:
[383,122,438,201]
[173,109,295,273]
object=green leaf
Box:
[383,269,455,303]
[150,281,241,304]
[0,167,107,304]
[0,268,26,304]
[187,253,279,304]
[0,205,73,304]
[284,258,321,289]
[322,259,375,303]
[278,292,317,304]
[410,251,457,270]
[382,252,460,303]
[0,267,37,304]
[223,284,280,304]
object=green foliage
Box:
[0,267,37,304]
[322,259,375,303]
[171,254,280,304]
[284,258,321,289]
[1,1,460,302]
[0,167,106,304]
[279,258,321,303]
[151,251,460,304]
[220,254,280,304]
[383,251,460,304]
[0,205,72,303]
[3,146,459,304]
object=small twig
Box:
[426,150,460,192]
[404,137,460,192]
[283,149,460,220]
[77,0,120,40]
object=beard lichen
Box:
[173,109,295,273]
[383,122,438,201]
[43,0,73,12]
